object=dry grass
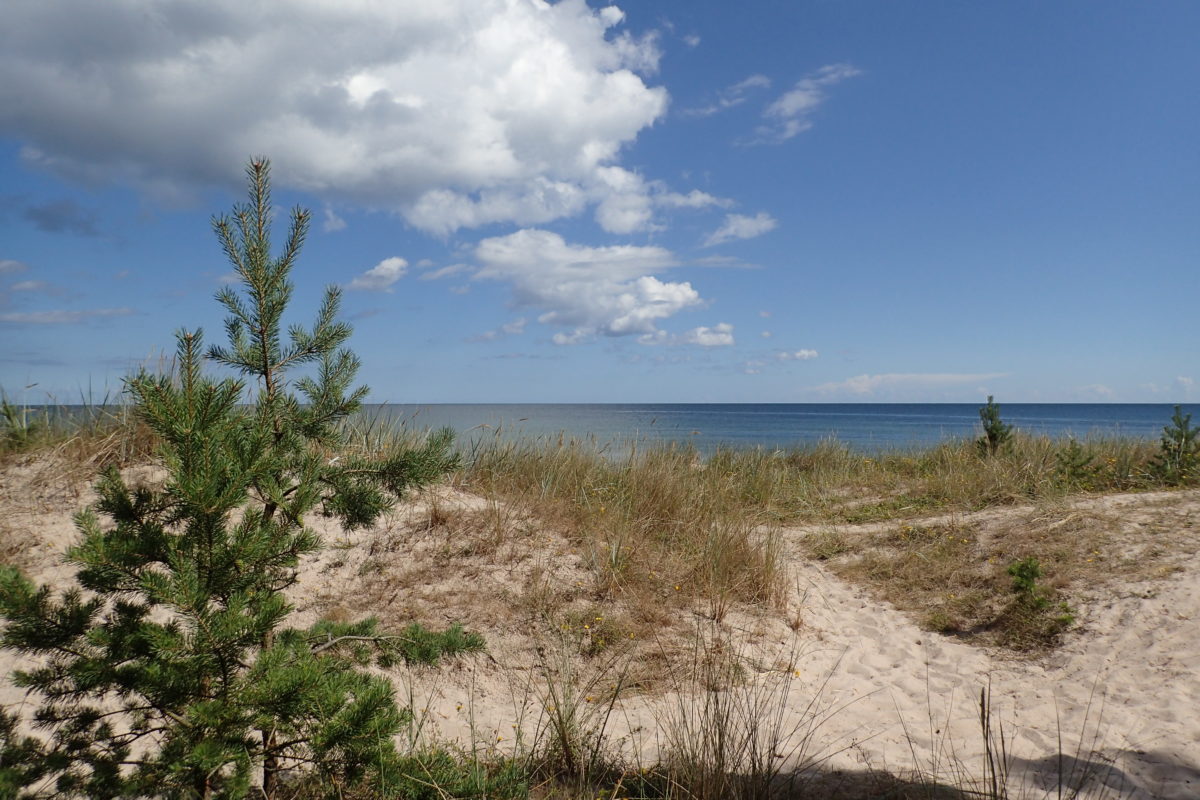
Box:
[800,489,1199,652]
[4,410,1196,798]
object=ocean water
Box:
[364,403,1200,454]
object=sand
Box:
[2,455,1197,798]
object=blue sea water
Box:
[364,403,1200,454]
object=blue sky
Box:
[1,0,1196,403]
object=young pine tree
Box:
[976,395,1013,456]
[0,160,478,799]
[1151,405,1199,486]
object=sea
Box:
[363,403,1200,455]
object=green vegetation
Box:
[3,166,1195,796]
[976,395,1013,456]
[0,160,472,799]
[1151,404,1200,486]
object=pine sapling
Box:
[1055,438,1097,490]
[1151,405,1199,486]
[0,159,480,799]
[977,395,1013,456]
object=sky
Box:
[1,0,1196,404]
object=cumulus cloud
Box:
[641,322,735,347]
[474,228,708,345]
[679,323,734,347]
[591,167,728,234]
[703,211,777,246]
[0,0,674,234]
[776,349,818,361]
[684,74,771,117]
[755,63,861,143]
[347,257,408,292]
[814,372,1007,397]
[0,308,133,324]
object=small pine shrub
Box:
[1150,405,1199,486]
[976,395,1013,456]
[1003,557,1074,647]
[1055,438,1097,489]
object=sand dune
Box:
[2,456,1197,798]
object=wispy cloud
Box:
[684,74,771,117]
[470,317,527,342]
[777,349,818,361]
[637,323,735,348]
[753,63,861,144]
[419,263,472,281]
[703,212,777,246]
[347,257,408,292]
[0,259,29,275]
[321,205,346,233]
[813,372,1007,397]
[0,307,134,324]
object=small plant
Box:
[1007,556,1050,608]
[1004,557,1074,647]
[1055,438,1097,489]
[977,395,1013,456]
[1150,404,1199,486]
[0,390,43,453]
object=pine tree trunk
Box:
[262,729,278,799]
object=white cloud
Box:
[684,74,771,117]
[755,63,861,143]
[0,308,133,324]
[777,349,818,361]
[0,1,671,235]
[474,228,707,344]
[760,330,772,338]
[814,372,1008,397]
[742,360,765,375]
[0,259,28,275]
[9,280,46,292]
[637,322,734,347]
[418,263,471,281]
[591,166,729,234]
[1076,383,1114,399]
[472,317,527,342]
[704,211,777,246]
[348,257,408,292]
[322,205,346,233]
[679,322,734,347]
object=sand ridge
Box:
[1,456,1197,798]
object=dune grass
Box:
[3,405,1194,798]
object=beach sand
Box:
[2,455,1197,798]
